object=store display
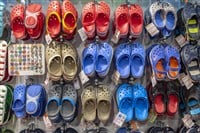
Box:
[8,44,45,76]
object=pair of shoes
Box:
[82,1,110,39]
[82,42,113,77]
[148,126,175,133]
[182,2,200,40]
[10,3,44,40]
[150,82,179,116]
[46,42,78,81]
[46,0,77,39]
[115,42,145,79]
[114,3,143,38]
[116,83,149,122]
[149,1,177,37]
[149,44,181,80]
[179,124,200,133]
[81,84,112,122]
[181,44,200,82]
[12,84,46,118]
[46,84,77,123]
[0,85,13,126]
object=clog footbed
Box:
[82,43,97,77]
[116,84,133,122]
[115,43,131,78]
[187,16,199,40]
[154,94,165,114]
[46,0,61,38]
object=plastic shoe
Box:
[183,2,200,40]
[82,2,96,39]
[60,84,77,122]
[96,42,113,77]
[130,42,145,78]
[26,84,46,117]
[149,44,166,80]
[133,83,149,121]
[46,0,61,38]
[95,1,110,38]
[116,84,133,122]
[12,84,26,118]
[115,43,131,79]
[10,4,27,39]
[82,43,97,77]
[25,4,44,39]
[46,84,62,123]
[129,4,143,37]
[46,42,62,81]
[114,4,129,38]
[62,0,78,39]
[165,45,181,79]
[149,2,165,29]
[97,85,111,122]
[81,85,96,122]
[62,43,78,81]
[181,44,200,82]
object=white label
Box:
[73,78,80,90]
[11,31,16,43]
[151,74,157,87]
[182,114,194,128]
[44,73,49,85]
[45,34,52,45]
[182,75,193,90]
[78,27,87,42]
[145,23,159,37]
[111,71,120,85]
[43,115,53,128]
[79,70,89,85]
[178,73,185,86]
[175,35,186,48]
[113,112,127,127]
[111,30,120,44]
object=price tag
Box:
[182,114,194,128]
[73,77,81,90]
[175,34,186,48]
[79,70,89,86]
[145,23,159,37]
[111,71,120,85]
[78,27,87,42]
[113,112,127,127]
[111,30,120,44]
[151,74,157,87]
[178,73,186,86]
[45,34,52,45]
[182,75,193,90]
[11,31,16,43]
[148,109,157,123]
[43,114,53,128]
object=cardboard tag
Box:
[113,112,127,127]
[111,30,120,44]
[78,27,87,42]
[43,114,53,128]
[175,35,186,48]
[79,70,89,85]
[11,31,16,43]
[148,109,157,123]
[111,71,120,85]
[45,34,52,45]
[145,23,159,37]
[182,114,194,128]
[73,77,81,90]
[151,74,157,87]
[178,73,186,86]
[182,75,193,90]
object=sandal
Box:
[60,84,77,121]
[12,84,26,118]
[114,4,129,38]
[96,42,113,77]
[116,83,133,122]
[46,0,61,38]
[181,44,200,82]
[82,43,97,77]
[97,84,111,122]
[95,1,110,38]
[149,2,165,29]
[149,44,166,80]
[25,3,44,39]
[115,43,131,79]
[129,4,143,37]
[81,85,96,122]
[61,43,78,81]
[133,83,149,121]
[10,4,27,39]
[26,84,46,117]
[62,0,78,38]
[82,2,96,39]
[46,84,62,123]
[165,45,181,79]
[0,41,8,82]
[130,42,145,78]
[46,42,62,81]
